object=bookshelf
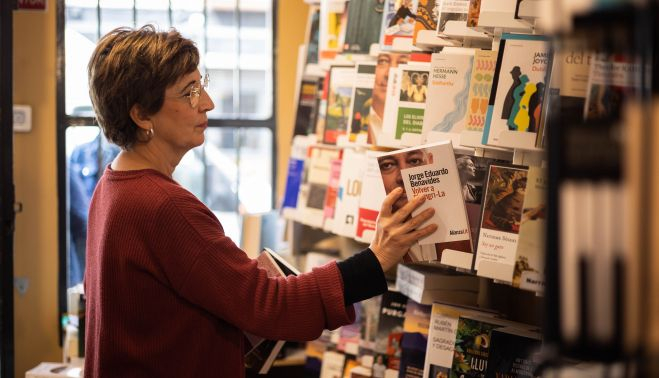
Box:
[271,0,658,376]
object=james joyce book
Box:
[483,34,551,150]
[376,141,473,268]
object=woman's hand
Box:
[369,187,438,272]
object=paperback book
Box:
[324,65,356,145]
[512,166,546,292]
[345,63,376,145]
[436,0,470,39]
[450,316,505,378]
[373,290,409,376]
[413,0,438,44]
[380,0,419,50]
[485,327,541,378]
[380,64,430,147]
[369,52,411,146]
[583,53,641,122]
[355,150,387,244]
[305,6,321,65]
[343,0,384,54]
[322,157,344,231]
[475,163,529,282]
[281,135,312,215]
[376,141,472,267]
[332,148,367,238]
[244,248,300,374]
[300,145,342,229]
[461,49,498,148]
[423,50,474,145]
[293,75,323,138]
[398,299,433,378]
[483,34,551,150]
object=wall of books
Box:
[269,0,659,376]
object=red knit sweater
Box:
[84,167,355,377]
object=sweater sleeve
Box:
[337,248,388,306]
[149,194,355,342]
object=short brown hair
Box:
[88,25,199,149]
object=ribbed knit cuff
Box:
[337,248,388,306]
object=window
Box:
[57,0,276,321]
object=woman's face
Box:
[148,70,214,158]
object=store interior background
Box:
[11,1,306,375]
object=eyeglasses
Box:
[185,73,210,109]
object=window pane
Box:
[66,126,120,288]
[240,69,270,118]
[172,127,273,243]
[99,0,135,36]
[136,0,170,29]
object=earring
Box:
[146,128,154,139]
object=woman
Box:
[84,25,437,377]
[456,155,479,203]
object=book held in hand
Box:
[244,248,301,374]
[376,141,473,267]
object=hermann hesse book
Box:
[377,141,472,265]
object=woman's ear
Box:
[129,104,153,131]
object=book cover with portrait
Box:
[377,140,472,265]
[474,163,529,282]
[483,34,551,150]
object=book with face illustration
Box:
[475,163,529,282]
[482,34,551,150]
[376,140,472,266]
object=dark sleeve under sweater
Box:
[336,248,389,306]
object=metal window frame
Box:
[0,0,15,376]
[55,0,278,341]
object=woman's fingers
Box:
[380,187,405,218]
[391,194,426,222]
[398,207,435,233]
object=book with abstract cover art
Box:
[377,141,472,267]
[461,49,498,148]
[398,299,432,378]
[512,166,546,292]
[343,0,384,54]
[324,66,356,145]
[483,34,551,150]
[380,0,419,50]
[332,148,367,238]
[293,76,323,138]
[485,327,542,378]
[583,53,641,122]
[346,63,376,144]
[475,163,529,282]
[422,50,474,146]
[413,0,438,44]
[355,150,387,244]
[381,64,430,147]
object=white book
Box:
[513,166,546,292]
[396,279,478,306]
[300,145,342,228]
[482,34,551,150]
[423,50,475,146]
[354,150,387,244]
[396,263,480,292]
[332,148,368,238]
[376,141,472,265]
[475,163,529,282]
[380,63,431,148]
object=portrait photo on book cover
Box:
[377,147,434,213]
[481,165,528,234]
[400,70,428,103]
